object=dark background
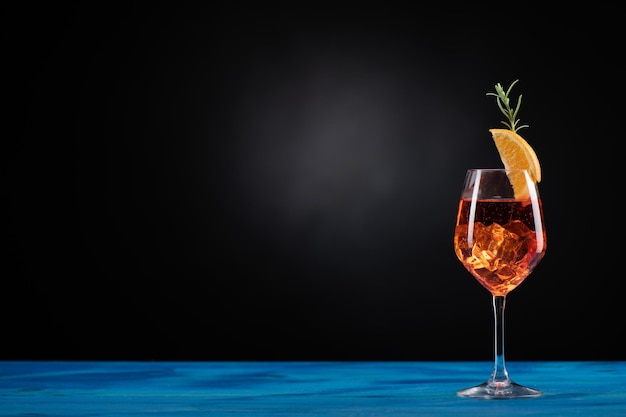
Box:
[5,4,624,361]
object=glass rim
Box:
[466,168,530,173]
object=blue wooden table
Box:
[1,361,624,416]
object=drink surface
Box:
[454,198,546,296]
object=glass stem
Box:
[490,295,510,386]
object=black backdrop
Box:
[5,4,624,361]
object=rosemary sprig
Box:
[486,79,528,132]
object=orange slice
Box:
[489,128,541,199]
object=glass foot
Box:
[457,380,542,399]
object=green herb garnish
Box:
[486,79,528,132]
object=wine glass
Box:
[454,168,546,399]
